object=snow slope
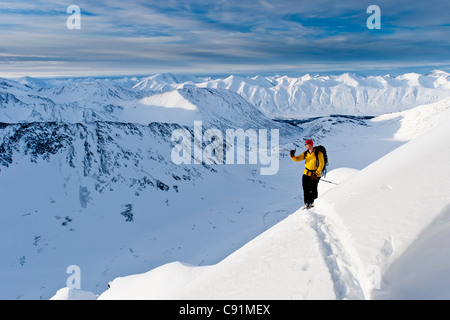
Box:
[97,97,450,300]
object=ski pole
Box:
[248,148,292,152]
[320,179,339,185]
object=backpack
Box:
[314,145,328,177]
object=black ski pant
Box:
[302,174,319,205]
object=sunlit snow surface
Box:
[1,72,450,299]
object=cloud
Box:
[0,0,449,77]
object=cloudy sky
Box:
[0,0,449,77]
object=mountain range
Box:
[2,70,450,123]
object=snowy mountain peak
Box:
[0,77,33,92]
[335,72,360,87]
[132,73,202,92]
[426,69,450,78]
[140,89,199,111]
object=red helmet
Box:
[305,139,314,146]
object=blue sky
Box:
[0,0,449,77]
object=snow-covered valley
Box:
[1,71,450,299]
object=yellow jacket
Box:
[291,149,325,177]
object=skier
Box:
[290,139,325,209]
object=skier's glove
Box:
[311,173,318,180]
[290,149,296,157]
